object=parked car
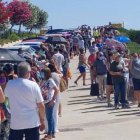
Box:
[5,45,36,59]
[22,37,47,43]
[14,42,42,51]
[46,29,65,34]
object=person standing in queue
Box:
[5,62,45,140]
[40,68,58,140]
[110,53,130,109]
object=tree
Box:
[0,1,13,25]
[36,10,48,29]
[24,4,48,32]
[24,4,40,32]
[8,0,32,33]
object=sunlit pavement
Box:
[41,55,140,140]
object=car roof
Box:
[6,45,32,50]
[22,41,41,44]
[17,42,42,45]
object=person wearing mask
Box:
[93,52,108,99]
[89,41,98,55]
[106,52,114,107]
[5,62,45,140]
[53,47,65,73]
[110,53,129,109]
[79,37,85,52]
[40,68,58,140]
[0,70,8,90]
[48,64,62,136]
[3,64,17,80]
[88,49,97,84]
[0,70,9,139]
[59,45,70,87]
[72,34,79,56]
[129,53,140,107]
[0,86,5,103]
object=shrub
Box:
[8,32,20,41]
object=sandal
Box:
[42,135,52,140]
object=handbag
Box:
[90,82,99,96]
[0,107,6,123]
[60,77,67,93]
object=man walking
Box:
[5,62,45,140]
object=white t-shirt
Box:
[52,72,61,102]
[5,78,44,130]
[79,40,85,50]
[41,78,57,104]
[53,52,64,72]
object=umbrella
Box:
[0,48,25,63]
[115,36,131,43]
[105,39,125,50]
[45,36,67,44]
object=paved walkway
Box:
[41,55,140,140]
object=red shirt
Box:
[88,54,96,66]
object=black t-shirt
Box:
[110,61,124,82]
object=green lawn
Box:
[127,42,140,53]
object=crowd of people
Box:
[0,24,140,140]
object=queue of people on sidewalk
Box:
[0,42,72,139]
[76,25,140,110]
[0,24,140,140]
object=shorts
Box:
[132,78,140,91]
[78,65,86,73]
[63,67,68,77]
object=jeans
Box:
[45,104,55,135]
[113,78,126,106]
[9,127,39,140]
[53,94,61,133]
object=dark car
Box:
[46,29,65,34]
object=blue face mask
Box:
[40,72,45,79]
[0,77,6,85]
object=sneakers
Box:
[114,104,120,110]
[107,103,114,107]
[122,104,131,109]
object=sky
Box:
[5,0,140,29]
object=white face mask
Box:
[99,56,104,60]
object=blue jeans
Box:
[9,127,39,140]
[113,78,126,106]
[45,104,55,135]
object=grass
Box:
[127,42,140,53]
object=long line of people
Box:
[87,26,140,110]
[0,24,140,140]
[0,43,71,139]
